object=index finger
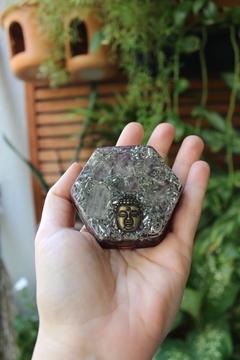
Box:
[37,163,82,237]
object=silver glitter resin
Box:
[71,145,182,249]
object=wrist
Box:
[32,327,101,360]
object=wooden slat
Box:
[42,174,62,186]
[37,113,85,125]
[35,95,236,120]
[180,92,231,104]
[186,76,230,90]
[216,0,240,7]
[179,103,240,116]
[37,123,84,137]
[38,148,94,162]
[35,99,89,112]
[40,160,87,173]
[35,96,118,112]
[35,82,128,100]
[37,133,100,150]
[25,83,43,223]
[182,116,240,128]
[35,85,92,100]
[37,136,80,149]
[97,82,128,95]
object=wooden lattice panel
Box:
[26,73,240,223]
[26,76,128,222]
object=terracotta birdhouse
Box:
[0,3,51,82]
[65,11,119,81]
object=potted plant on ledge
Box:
[0,0,120,85]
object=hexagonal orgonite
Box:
[71,145,182,249]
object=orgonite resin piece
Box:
[71,145,182,249]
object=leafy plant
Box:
[63,9,240,359]
[154,320,233,360]
[3,135,49,193]
[14,307,38,360]
[13,283,38,360]
[150,3,240,360]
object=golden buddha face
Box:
[117,204,141,232]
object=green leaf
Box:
[193,226,216,255]
[224,7,240,25]
[89,29,105,54]
[200,129,225,152]
[3,135,49,193]
[218,262,236,284]
[221,72,240,98]
[175,77,190,93]
[173,1,192,26]
[64,107,100,120]
[203,282,240,318]
[180,35,201,53]
[95,101,115,113]
[62,108,100,122]
[155,321,233,360]
[192,107,226,132]
[193,0,207,15]
[202,1,219,24]
[166,115,186,141]
[188,320,233,360]
[232,133,240,154]
[154,338,191,360]
[180,287,204,321]
[205,196,240,252]
[234,171,240,187]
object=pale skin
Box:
[32,123,210,360]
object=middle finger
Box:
[147,123,176,161]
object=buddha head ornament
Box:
[71,145,182,249]
[114,194,144,232]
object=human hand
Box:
[32,123,210,360]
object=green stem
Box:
[165,87,172,115]
[71,84,97,163]
[173,45,180,117]
[157,51,172,117]
[226,25,240,188]
[195,26,208,135]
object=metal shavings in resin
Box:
[71,145,182,247]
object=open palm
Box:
[33,123,210,360]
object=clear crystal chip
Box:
[71,145,182,249]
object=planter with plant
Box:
[0,2,52,82]
[0,0,121,85]
[65,10,119,81]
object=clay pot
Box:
[65,11,119,81]
[0,3,51,82]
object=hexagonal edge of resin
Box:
[71,145,182,249]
